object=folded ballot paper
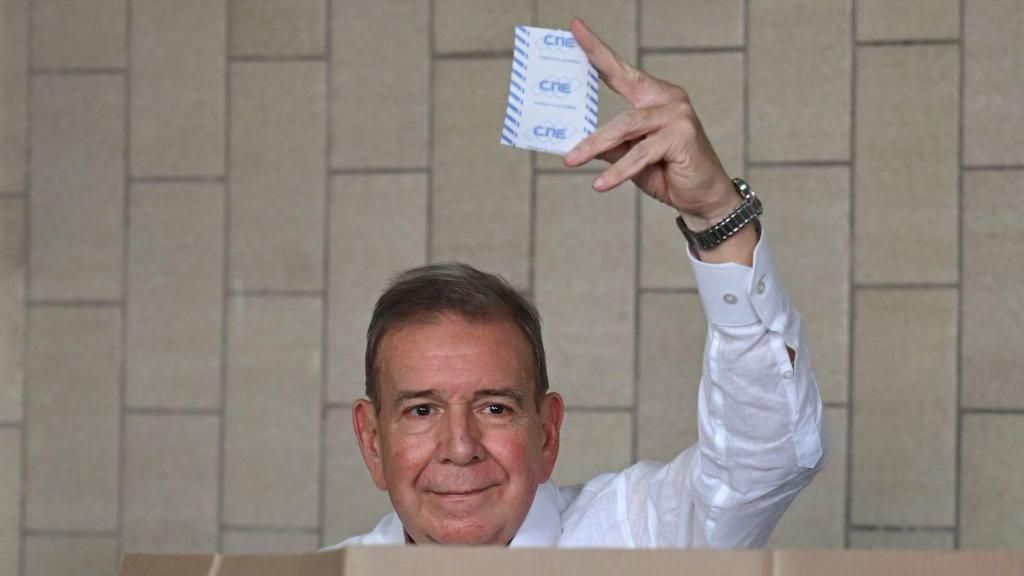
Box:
[500,25,599,155]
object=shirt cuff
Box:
[687,229,789,330]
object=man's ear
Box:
[538,392,564,483]
[352,400,388,491]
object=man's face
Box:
[352,314,563,545]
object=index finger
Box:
[571,18,682,109]
[569,19,642,105]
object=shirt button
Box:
[783,370,794,379]
[723,293,738,304]
[756,279,767,295]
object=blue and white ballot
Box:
[500,25,599,156]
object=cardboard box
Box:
[121,547,1024,576]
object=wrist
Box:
[677,175,743,230]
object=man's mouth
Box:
[428,484,497,497]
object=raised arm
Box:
[565,19,826,548]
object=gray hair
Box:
[364,262,549,410]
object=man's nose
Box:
[439,407,484,465]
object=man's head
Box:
[352,263,564,545]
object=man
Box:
[324,19,826,549]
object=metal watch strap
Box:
[675,178,763,251]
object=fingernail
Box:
[593,176,606,189]
[564,149,578,164]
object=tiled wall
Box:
[1,0,1022,573]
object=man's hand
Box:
[563,19,744,232]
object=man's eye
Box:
[411,405,432,417]
[486,404,509,415]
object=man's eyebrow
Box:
[473,387,525,407]
[391,389,442,406]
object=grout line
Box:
[20,3,34,573]
[0,191,24,197]
[638,286,699,294]
[742,0,750,177]
[426,0,436,266]
[329,167,428,175]
[641,45,744,55]
[22,529,120,538]
[849,525,956,533]
[317,0,334,550]
[122,407,222,416]
[844,0,857,550]
[115,0,131,561]
[961,407,1024,415]
[853,282,959,290]
[630,0,642,465]
[30,67,125,76]
[129,175,225,184]
[217,0,231,553]
[228,289,323,298]
[527,0,537,296]
[747,160,850,168]
[324,402,354,411]
[824,401,850,409]
[534,166,602,174]
[962,164,1024,171]
[953,0,965,550]
[0,422,22,429]
[229,54,325,63]
[27,299,121,308]
[433,50,513,60]
[856,38,960,47]
[221,524,320,534]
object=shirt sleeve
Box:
[683,230,828,548]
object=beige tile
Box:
[0,199,24,421]
[331,0,428,169]
[229,62,325,292]
[535,2,635,172]
[0,0,28,192]
[122,414,219,553]
[224,296,321,527]
[851,288,957,526]
[849,530,954,549]
[750,166,850,404]
[534,174,636,408]
[221,530,320,554]
[854,45,959,285]
[30,74,124,301]
[964,0,1024,166]
[127,182,223,410]
[639,52,743,291]
[327,174,427,404]
[641,0,743,48]
[130,0,225,177]
[857,0,959,41]
[323,407,394,546]
[31,0,125,69]
[434,0,532,54]
[962,170,1024,409]
[231,0,326,57]
[0,429,19,576]
[640,202,696,290]
[636,293,703,462]
[961,414,1024,549]
[552,410,633,486]
[768,407,847,548]
[24,535,119,576]
[749,0,851,162]
[26,307,120,530]
[432,59,531,289]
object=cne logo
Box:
[529,122,576,143]
[534,76,580,98]
[540,34,578,52]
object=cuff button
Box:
[756,278,767,294]
[723,293,738,304]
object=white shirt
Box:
[325,232,828,549]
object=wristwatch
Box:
[676,177,762,251]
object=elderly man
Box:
[324,19,826,549]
